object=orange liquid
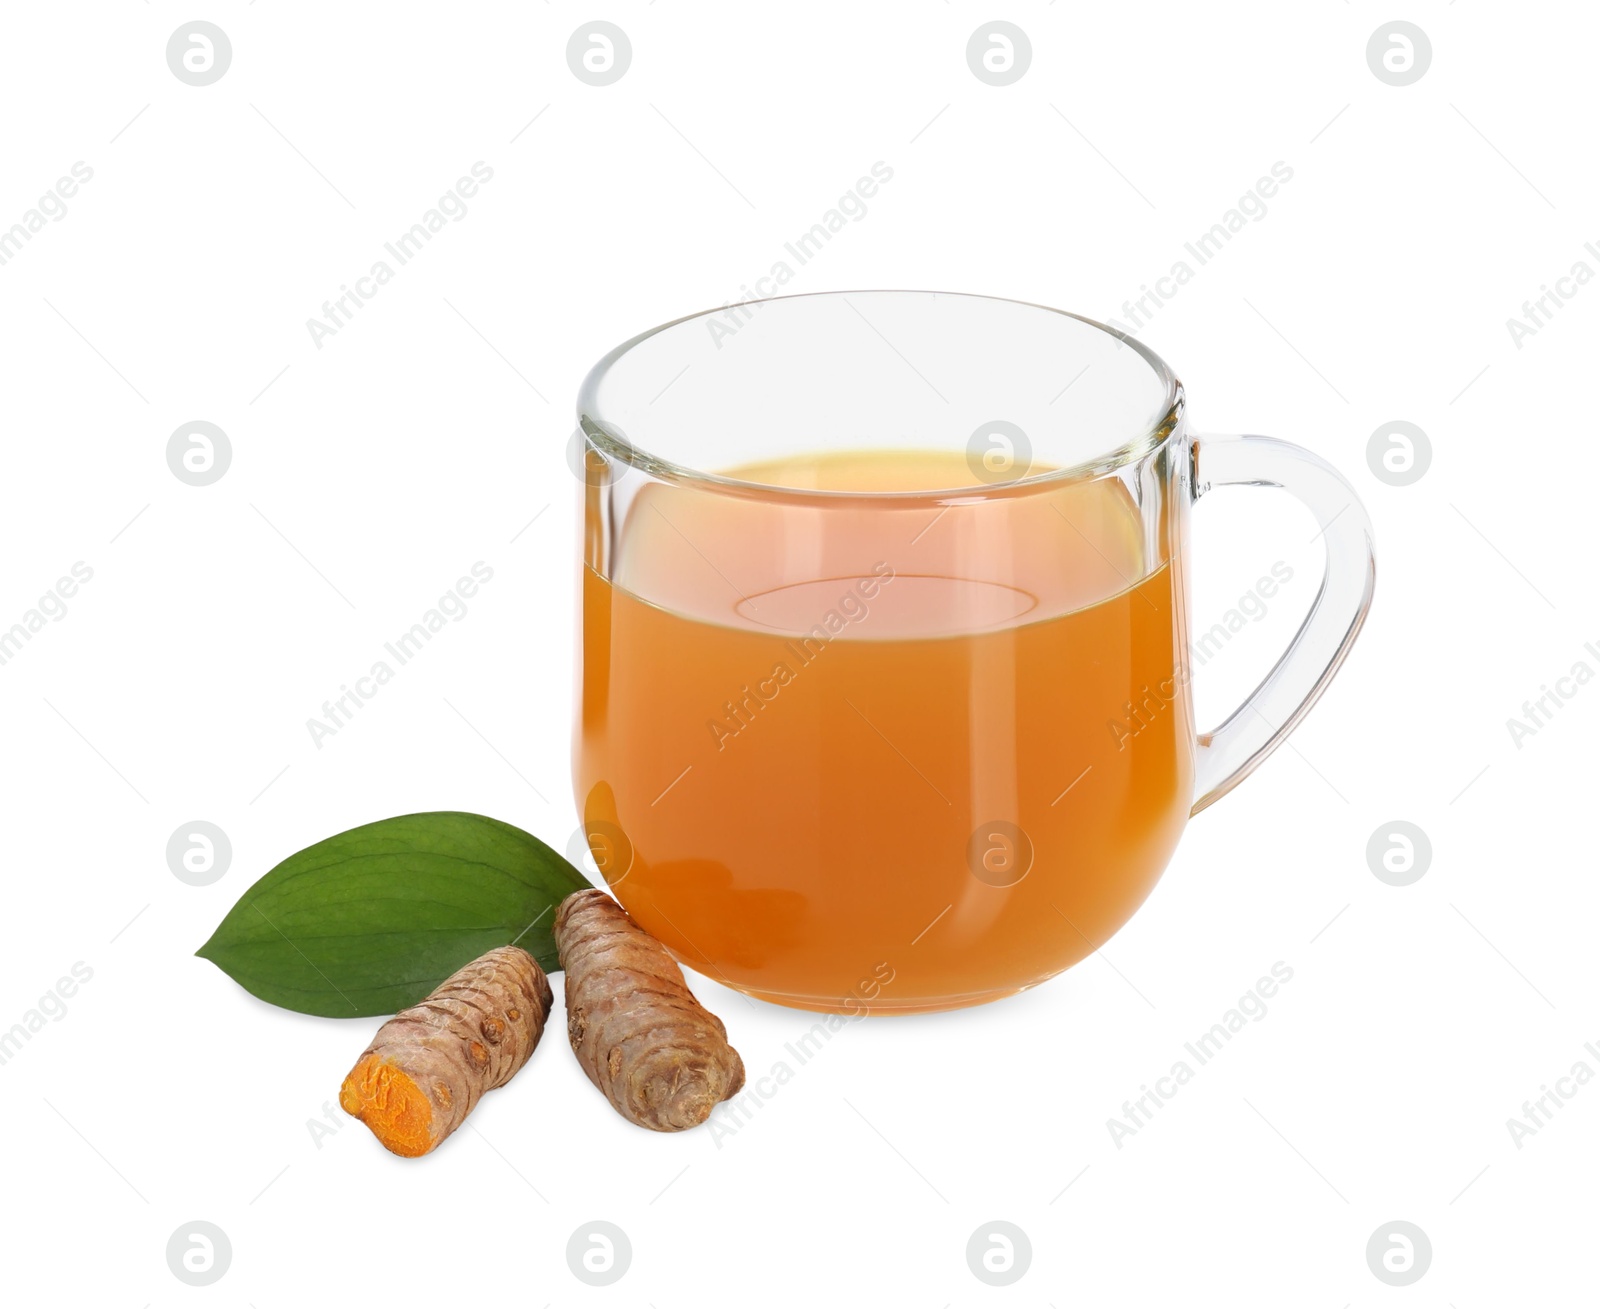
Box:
[576,450,1193,1012]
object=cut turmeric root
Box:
[555,889,745,1131]
[339,945,552,1157]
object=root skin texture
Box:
[555,889,746,1131]
[339,945,553,1157]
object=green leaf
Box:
[196,811,591,1017]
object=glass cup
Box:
[572,291,1374,1014]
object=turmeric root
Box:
[339,945,552,1157]
[555,889,745,1131]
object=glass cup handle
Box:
[1188,434,1377,815]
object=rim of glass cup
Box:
[577,289,1186,501]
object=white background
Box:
[1,2,1594,1304]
